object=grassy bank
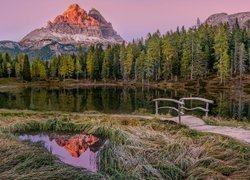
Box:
[204,116,250,129]
[0,110,250,179]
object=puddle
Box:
[18,132,105,172]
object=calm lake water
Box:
[18,133,105,172]
[0,86,249,121]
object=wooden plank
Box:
[158,106,184,115]
[180,97,214,104]
[181,107,208,112]
[152,98,184,105]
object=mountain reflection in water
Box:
[18,132,104,172]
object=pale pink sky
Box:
[1,0,250,42]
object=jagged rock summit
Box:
[205,12,250,28]
[0,4,124,59]
[20,4,124,48]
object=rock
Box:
[0,4,124,59]
[20,3,124,47]
[205,12,250,28]
[88,8,123,42]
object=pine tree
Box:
[113,45,121,80]
[6,62,11,78]
[75,56,82,80]
[136,50,146,83]
[124,44,134,80]
[162,35,177,80]
[77,47,86,79]
[239,43,246,84]
[119,44,127,81]
[50,56,59,79]
[0,52,3,77]
[181,43,191,79]
[102,46,113,80]
[23,55,31,81]
[146,32,162,81]
[31,57,40,79]
[193,31,206,81]
[59,57,68,80]
[66,55,74,78]
[39,62,47,80]
[3,52,11,77]
[15,62,21,79]
[214,26,230,85]
[87,47,95,80]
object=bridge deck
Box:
[163,115,250,144]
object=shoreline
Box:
[0,76,249,91]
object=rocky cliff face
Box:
[205,12,250,28]
[0,4,124,59]
[20,4,123,48]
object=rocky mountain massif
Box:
[0,4,124,59]
[205,12,250,28]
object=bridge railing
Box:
[180,97,214,118]
[152,98,184,123]
[153,97,214,123]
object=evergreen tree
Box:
[39,62,47,80]
[66,55,74,78]
[59,57,68,80]
[181,42,191,79]
[119,44,127,80]
[102,46,113,80]
[239,43,246,84]
[146,32,162,81]
[87,47,95,80]
[0,52,3,77]
[214,26,230,84]
[23,55,31,81]
[75,56,82,80]
[162,34,178,80]
[50,56,59,79]
[77,47,86,79]
[136,50,146,83]
[3,52,11,77]
[113,45,121,80]
[15,63,21,79]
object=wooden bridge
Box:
[153,97,214,123]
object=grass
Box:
[204,116,250,129]
[0,110,250,179]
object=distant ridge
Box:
[205,12,250,28]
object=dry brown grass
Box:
[0,110,250,179]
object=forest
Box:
[0,23,250,85]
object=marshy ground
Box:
[0,110,250,179]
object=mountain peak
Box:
[51,4,99,28]
[68,3,80,10]
[18,4,124,57]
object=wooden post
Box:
[178,104,181,124]
[155,101,158,115]
[205,102,209,118]
[180,99,184,116]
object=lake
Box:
[0,86,249,120]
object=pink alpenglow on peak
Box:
[20,4,124,48]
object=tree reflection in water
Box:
[1,86,250,120]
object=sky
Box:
[1,0,250,42]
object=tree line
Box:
[0,23,250,84]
